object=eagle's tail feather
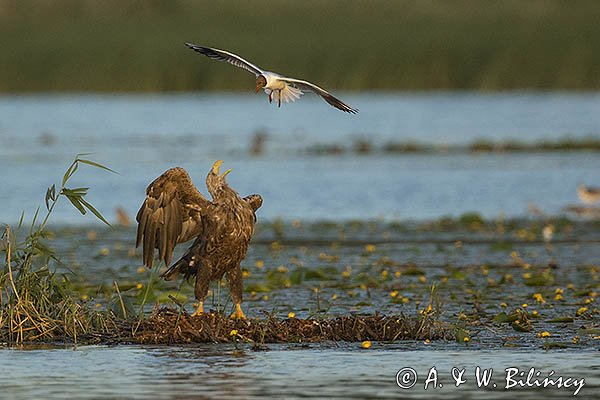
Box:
[161,251,198,281]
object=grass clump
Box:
[0,155,115,344]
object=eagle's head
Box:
[207,159,233,198]
[255,75,267,93]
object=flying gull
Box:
[185,43,358,114]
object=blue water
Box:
[1,345,598,399]
[0,92,599,224]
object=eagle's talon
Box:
[230,303,246,319]
[191,302,204,317]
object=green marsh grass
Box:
[0,155,115,344]
[1,0,600,92]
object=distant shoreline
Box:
[2,0,600,92]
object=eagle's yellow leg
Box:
[230,303,246,319]
[191,302,204,317]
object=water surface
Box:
[1,92,599,224]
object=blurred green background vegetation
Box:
[1,0,599,92]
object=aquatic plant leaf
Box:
[578,328,600,335]
[65,194,86,215]
[493,312,519,323]
[62,162,78,186]
[511,321,532,332]
[45,184,56,210]
[62,187,89,196]
[79,197,111,226]
[76,158,118,174]
[454,327,470,343]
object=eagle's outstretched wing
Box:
[185,43,264,76]
[136,167,213,268]
[278,77,358,114]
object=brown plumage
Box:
[136,160,262,319]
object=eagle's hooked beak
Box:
[212,160,223,174]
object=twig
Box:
[5,226,20,302]
[113,281,127,319]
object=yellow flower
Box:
[242,270,251,278]
[500,302,508,308]
[262,295,269,301]
[577,307,588,316]
[342,269,351,278]
[136,266,146,274]
[521,303,528,308]
[584,298,593,304]
[421,304,433,315]
[418,275,427,283]
[359,284,367,291]
[331,293,338,300]
[531,310,539,317]
[229,329,238,336]
[555,293,563,301]
[394,271,402,278]
[135,283,143,290]
[533,293,545,303]
[277,265,288,273]
[390,290,399,298]
[287,312,296,318]
[424,339,431,344]
[365,244,376,253]
[255,260,264,269]
[361,340,372,349]
[381,270,389,278]
[572,336,580,344]
[537,331,551,338]
[402,297,410,304]
[463,337,470,343]
[555,288,564,294]
[522,272,532,279]
[80,294,89,301]
[99,247,110,256]
[567,283,575,290]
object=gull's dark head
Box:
[255,75,267,93]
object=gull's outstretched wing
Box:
[185,43,263,76]
[136,167,213,268]
[278,77,358,114]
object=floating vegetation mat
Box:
[2,217,599,349]
[111,308,451,345]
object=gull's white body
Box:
[185,43,357,113]
[261,71,304,104]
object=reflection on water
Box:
[1,345,599,399]
[0,93,599,224]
